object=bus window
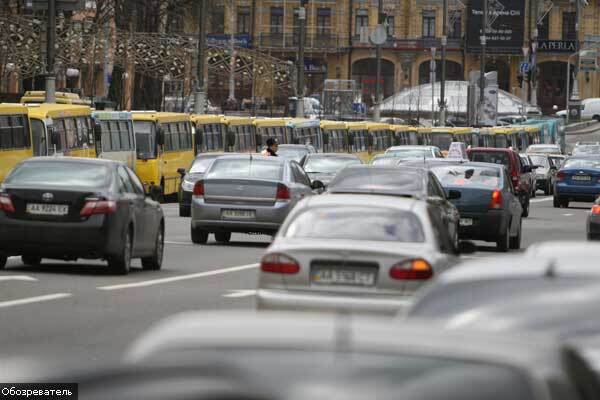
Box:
[119,121,131,149]
[134,121,156,159]
[30,119,46,156]
[109,120,121,150]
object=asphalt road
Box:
[0,132,596,376]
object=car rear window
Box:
[527,145,560,154]
[207,158,283,180]
[529,155,550,168]
[328,168,423,195]
[285,206,425,242]
[573,145,600,155]
[385,148,434,159]
[304,157,361,174]
[563,158,600,170]
[5,161,111,188]
[431,166,502,188]
[189,157,217,174]
[469,151,509,167]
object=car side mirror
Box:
[458,241,477,255]
[447,189,462,200]
[522,165,532,173]
[177,168,186,177]
[550,165,557,171]
[531,165,539,169]
[311,180,325,190]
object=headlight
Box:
[181,180,195,191]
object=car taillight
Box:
[389,259,433,280]
[0,193,15,213]
[80,198,117,217]
[556,171,566,182]
[193,181,204,198]
[592,205,600,215]
[489,189,503,209]
[260,253,300,274]
[276,183,291,200]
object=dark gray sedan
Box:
[177,153,224,217]
[190,155,322,244]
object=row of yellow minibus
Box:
[0,101,546,201]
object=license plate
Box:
[312,268,376,287]
[460,218,473,226]
[221,209,256,220]
[572,175,592,181]
[26,203,69,216]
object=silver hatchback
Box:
[257,194,458,314]
[191,155,321,244]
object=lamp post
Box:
[478,0,488,126]
[439,0,448,126]
[194,0,207,115]
[45,0,56,103]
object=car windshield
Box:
[329,168,424,195]
[277,147,309,162]
[385,148,433,159]
[469,151,509,167]
[563,158,600,169]
[432,166,502,188]
[5,161,111,188]
[304,157,361,174]
[573,145,600,155]
[134,121,156,159]
[285,206,425,242]
[207,158,283,180]
[189,157,217,174]
[529,155,549,168]
[429,134,453,151]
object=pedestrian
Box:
[261,138,279,157]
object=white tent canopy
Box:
[379,81,540,117]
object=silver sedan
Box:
[257,194,458,315]
[191,155,322,244]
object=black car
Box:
[177,153,223,217]
[327,165,461,248]
[0,158,164,274]
[588,198,600,240]
[300,153,362,188]
[428,162,523,252]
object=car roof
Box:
[387,145,436,151]
[305,153,360,159]
[123,311,568,375]
[212,154,286,163]
[468,147,517,153]
[18,156,119,166]
[304,193,424,211]
[278,144,313,149]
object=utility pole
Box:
[228,0,236,103]
[439,0,447,126]
[373,0,384,122]
[571,0,582,101]
[530,0,538,108]
[296,0,308,118]
[478,0,488,126]
[194,0,207,114]
[45,0,56,103]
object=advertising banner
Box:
[467,0,525,54]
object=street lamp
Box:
[565,50,596,124]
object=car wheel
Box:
[561,200,569,208]
[522,199,530,218]
[544,184,550,196]
[108,228,132,275]
[179,205,191,217]
[0,255,6,270]
[215,232,232,243]
[191,226,209,244]
[21,255,42,266]
[553,196,561,208]
[509,220,522,250]
[142,223,164,271]
[496,225,510,252]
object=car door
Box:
[127,166,160,252]
[503,171,521,236]
[426,175,455,239]
[117,166,146,255]
[432,174,460,239]
[289,162,314,200]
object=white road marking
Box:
[0,275,38,282]
[530,197,554,203]
[165,241,194,246]
[563,213,574,217]
[0,293,72,309]
[223,289,257,298]
[97,263,260,291]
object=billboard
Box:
[467,0,525,54]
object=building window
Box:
[449,11,461,38]
[385,15,394,37]
[538,13,549,40]
[562,12,576,40]
[422,10,436,38]
[317,8,331,35]
[237,6,250,34]
[355,8,368,36]
[210,6,225,34]
[270,7,284,34]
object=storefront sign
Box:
[467,0,525,54]
[537,40,576,53]
[206,34,252,48]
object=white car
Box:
[557,98,600,121]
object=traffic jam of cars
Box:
[2,108,600,399]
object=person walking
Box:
[261,138,279,157]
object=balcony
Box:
[257,32,344,52]
[352,36,463,51]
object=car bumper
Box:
[256,289,412,315]
[457,210,508,242]
[0,214,116,259]
[555,183,600,202]
[191,198,291,234]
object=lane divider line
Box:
[0,275,38,282]
[223,289,257,298]
[0,293,72,309]
[530,197,554,203]
[97,263,260,291]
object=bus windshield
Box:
[134,121,156,159]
